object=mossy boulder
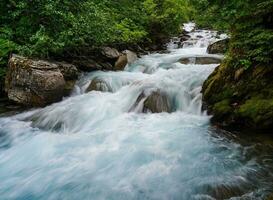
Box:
[207,38,229,54]
[202,61,273,131]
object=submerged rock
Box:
[144,91,171,113]
[5,55,69,106]
[132,90,172,113]
[202,62,273,131]
[179,56,223,65]
[86,78,112,92]
[207,38,229,54]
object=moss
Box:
[202,61,273,131]
[212,99,233,123]
[213,99,232,114]
[202,63,235,104]
[238,98,273,128]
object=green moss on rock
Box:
[237,98,273,129]
[213,99,232,114]
[202,62,273,131]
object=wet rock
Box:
[179,34,191,42]
[179,56,223,65]
[0,97,25,116]
[86,78,112,92]
[64,80,77,96]
[200,183,247,200]
[5,55,66,106]
[181,40,198,48]
[101,47,120,59]
[132,90,172,113]
[207,38,229,54]
[56,62,79,81]
[114,54,128,71]
[55,62,79,96]
[114,50,138,71]
[144,91,171,113]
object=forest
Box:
[1,0,273,72]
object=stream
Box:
[0,23,273,200]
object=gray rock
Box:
[101,47,120,59]
[5,55,66,106]
[207,38,229,54]
[179,56,223,65]
[131,90,172,113]
[55,62,79,96]
[144,90,171,113]
[86,78,112,92]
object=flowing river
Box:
[0,24,273,200]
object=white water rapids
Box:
[0,24,273,200]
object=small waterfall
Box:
[0,23,272,200]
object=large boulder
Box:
[86,78,112,93]
[202,62,273,131]
[179,56,223,65]
[5,55,66,106]
[207,38,229,54]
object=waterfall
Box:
[0,23,272,200]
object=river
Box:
[0,23,272,200]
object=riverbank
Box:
[0,24,195,113]
[202,60,273,132]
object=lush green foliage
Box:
[0,0,190,57]
[0,0,191,80]
[192,0,273,66]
